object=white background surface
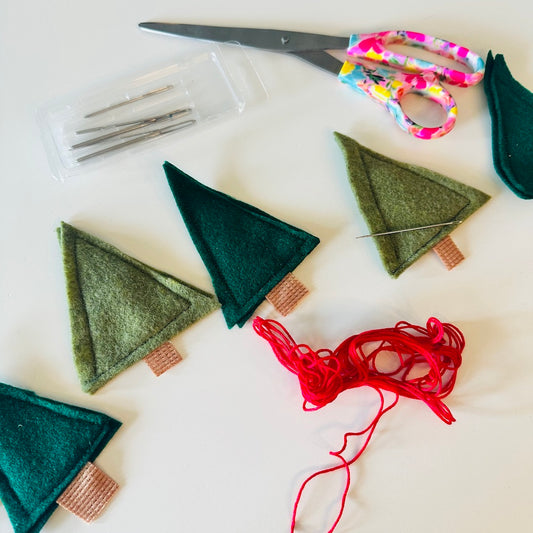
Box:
[1,1,532,532]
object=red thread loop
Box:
[253,316,465,532]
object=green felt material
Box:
[484,51,533,199]
[163,162,320,328]
[0,382,121,533]
[334,132,490,278]
[58,222,220,393]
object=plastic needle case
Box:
[38,44,267,180]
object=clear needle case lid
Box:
[37,43,267,180]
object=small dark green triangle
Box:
[334,132,490,277]
[484,51,533,199]
[163,162,320,328]
[58,222,220,393]
[0,382,120,533]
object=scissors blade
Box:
[289,51,344,75]
[138,22,349,52]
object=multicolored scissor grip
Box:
[338,62,457,139]
[338,30,484,139]
[347,30,485,87]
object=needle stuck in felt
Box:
[356,220,462,239]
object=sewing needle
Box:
[84,85,175,118]
[71,108,191,149]
[356,221,462,239]
[75,119,196,162]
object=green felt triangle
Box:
[334,132,490,277]
[484,51,533,199]
[163,162,320,328]
[0,382,120,533]
[58,222,220,393]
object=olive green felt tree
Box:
[58,222,220,393]
[0,382,121,533]
[334,132,490,277]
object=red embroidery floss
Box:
[252,316,465,532]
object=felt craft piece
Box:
[163,162,320,328]
[58,221,220,393]
[0,382,121,533]
[334,132,490,277]
[484,51,533,199]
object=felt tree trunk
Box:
[334,132,490,277]
[58,222,220,393]
[0,382,121,533]
[484,51,533,199]
[163,162,320,328]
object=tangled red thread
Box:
[252,316,465,533]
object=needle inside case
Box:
[76,119,196,162]
[72,107,192,149]
[84,85,175,118]
[38,46,268,179]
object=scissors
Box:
[138,22,485,140]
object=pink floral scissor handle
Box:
[338,30,485,139]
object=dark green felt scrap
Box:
[163,162,320,328]
[0,382,121,533]
[58,222,220,393]
[334,132,490,278]
[484,51,533,199]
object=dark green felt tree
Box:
[484,51,533,199]
[162,162,320,328]
[334,132,490,277]
[0,382,121,533]
[58,221,220,393]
